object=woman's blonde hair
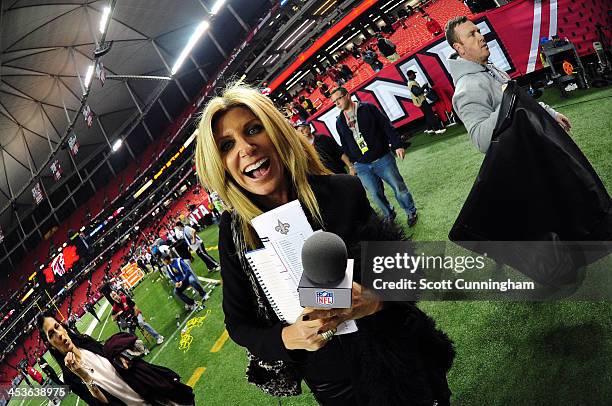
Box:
[195,84,330,248]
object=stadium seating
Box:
[298,1,472,112]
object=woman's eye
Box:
[219,140,234,152]
[247,124,262,135]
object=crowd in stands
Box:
[282,0,472,124]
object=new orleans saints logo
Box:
[274,219,290,235]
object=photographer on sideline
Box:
[110,290,164,345]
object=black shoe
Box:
[383,209,397,224]
[407,212,418,227]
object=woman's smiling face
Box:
[213,106,286,200]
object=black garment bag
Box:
[449,81,611,286]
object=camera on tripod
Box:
[117,311,138,333]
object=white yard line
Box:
[95,310,111,341]
[84,299,109,336]
[197,276,221,285]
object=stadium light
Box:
[133,179,153,199]
[282,20,317,50]
[99,6,111,34]
[171,20,210,75]
[183,131,197,148]
[112,139,122,151]
[314,0,337,16]
[20,288,34,303]
[277,19,313,50]
[210,0,226,15]
[84,64,95,88]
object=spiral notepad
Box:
[247,200,358,334]
[246,247,359,335]
[246,247,302,324]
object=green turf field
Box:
[10,86,612,405]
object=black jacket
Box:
[449,81,612,286]
[336,102,403,163]
[218,175,454,404]
[377,38,396,57]
[312,134,347,174]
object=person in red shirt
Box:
[424,15,443,36]
[110,290,164,345]
[27,365,44,385]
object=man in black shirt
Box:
[333,86,418,226]
[295,121,352,175]
[37,357,63,385]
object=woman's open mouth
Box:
[243,158,271,180]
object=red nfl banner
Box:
[50,159,62,181]
[82,104,94,128]
[309,0,610,142]
[32,182,44,204]
[68,133,79,156]
[96,61,106,86]
[189,203,211,225]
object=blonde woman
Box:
[195,85,454,405]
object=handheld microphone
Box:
[299,232,353,308]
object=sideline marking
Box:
[186,367,206,387]
[84,299,109,335]
[210,329,229,353]
[197,276,221,284]
[95,306,111,341]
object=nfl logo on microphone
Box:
[316,290,334,306]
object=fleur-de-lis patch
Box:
[274,219,290,235]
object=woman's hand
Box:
[281,309,335,351]
[65,352,109,403]
[64,352,89,381]
[306,282,384,332]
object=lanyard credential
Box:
[344,103,369,154]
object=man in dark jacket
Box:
[295,121,352,175]
[332,87,418,226]
[37,357,63,385]
[363,48,384,72]
[406,70,446,134]
[69,229,91,271]
[377,35,400,62]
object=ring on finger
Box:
[320,329,335,341]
